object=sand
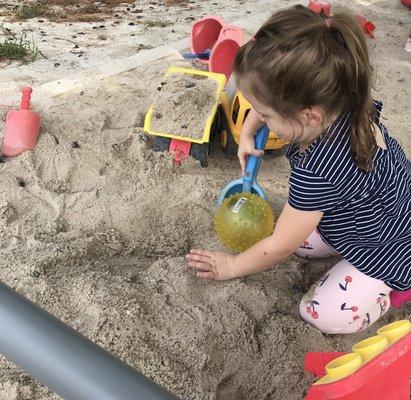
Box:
[0,1,410,399]
[150,72,218,140]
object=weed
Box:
[16,3,44,20]
[0,27,45,62]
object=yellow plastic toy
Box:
[144,66,226,145]
[214,192,275,252]
[305,319,411,400]
[144,67,288,166]
[218,90,288,157]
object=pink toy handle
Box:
[20,87,33,110]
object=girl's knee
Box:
[298,297,387,335]
[299,299,340,334]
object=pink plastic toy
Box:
[308,0,331,16]
[2,87,40,157]
[357,15,376,39]
[390,289,411,308]
[209,26,244,81]
[190,16,225,63]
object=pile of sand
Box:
[151,72,219,140]
[0,1,409,399]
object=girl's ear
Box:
[299,107,325,127]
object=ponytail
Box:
[330,13,376,170]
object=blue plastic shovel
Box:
[216,124,270,206]
[182,49,211,60]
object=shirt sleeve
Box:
[288,167,341,212]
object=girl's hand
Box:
[238,134,264,175]
[186,249,237,281]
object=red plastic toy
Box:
[190,16,244,81]
[169,138,191,165]
[304,321,411,400]
[209,26,244,81]
[307,1,376,39]
[390,288,411,308]
[190,16,225,63]
[357,16,376,39]
[2,87,40,157]
[308,0,331,16]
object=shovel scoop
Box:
[2,87,40,157]
[216,124,269,206]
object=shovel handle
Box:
[243,125,269,191]
[182,49,211,59]
[20,87,33,110]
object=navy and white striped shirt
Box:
[286,101,411,290]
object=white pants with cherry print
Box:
[296,229,392,334]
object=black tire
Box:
[209,104,224,143]
[151,136,171,152]
[190,142,210,167]
[221,127,238,159]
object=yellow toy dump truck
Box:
[217,89,288,158]
[145,67,288,167]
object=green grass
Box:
[0,28,45,62]
[16,4,44,20]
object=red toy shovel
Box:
[2,87,40,157]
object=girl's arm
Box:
[238,108,265,174]
[186,202,323,280]
[232,202,323,277]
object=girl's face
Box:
[246,97,304,142]
[238,76,327,145]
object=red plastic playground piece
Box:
[304,331,411,400]
[209,26,244,81]
[357,16,376,39]
[169,138,191,164]
[190,16,225,63]
[308,0,331,16]
[2,87,40,157]
[401,0,411,9]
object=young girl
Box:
[186,6,411,334]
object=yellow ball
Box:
[214,193,275,252]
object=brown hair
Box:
[233,5,377,171]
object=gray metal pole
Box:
[0,282,178,400]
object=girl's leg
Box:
[295,229,339,259]
[299,259,392,334]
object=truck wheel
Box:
[221,128,238,159]
[210,105,224,143]
[190,142,210,167]
[151,136,171,152]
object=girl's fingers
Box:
[188,249,214,259]
[238,155,247,175]
[196,271,215,279]
[250,149,264,157]
[186,253,213,264]
[187,261,213,271]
